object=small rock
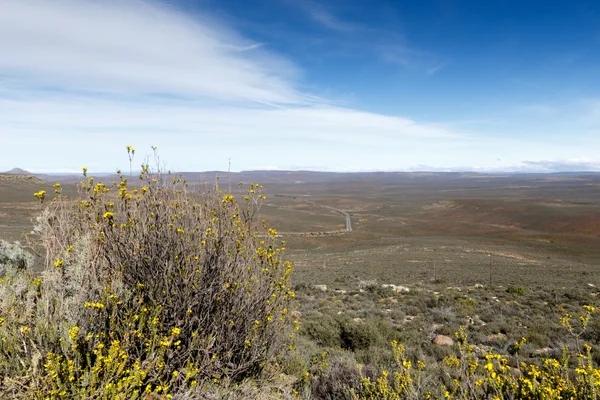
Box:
[313,284,327,292]
[382,284,410,293]
[474,283,484,289]
[352,318,363,323]
[380,296,398,304]
[432,335,454,346]
[290,310,302,319]
[431,323,444,331]
[487,333,507,342]
[395,285,410,293]
[334,289,347,294]
[533,347,552,356]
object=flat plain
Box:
[254,172,600,290]
[2,171,599,289]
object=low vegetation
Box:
[288,283,600,399]
[1,150,600,399]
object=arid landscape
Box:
[244,171,600,289]
[4,0,600,397]
[5,170,600,291]
[2,168,600,398]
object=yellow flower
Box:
[33,190,46,202]
[68,326,79,340]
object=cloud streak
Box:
[0,0,598,173]
[285,0,446,75]
[0,0,301,105]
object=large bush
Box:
[0,154,294,398]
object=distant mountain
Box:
[3,168,31,175]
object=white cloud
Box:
[378,44,447,75]
[0,0,301,104]
[0,93,465,171]
[515,104,557,116]
[0,0,598,173]
[3,92,598,173]
[521,158,600,172]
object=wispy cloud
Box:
[0,0,301,105]
[521,158,600,172]
[306,8,360,32]
[0,91,464,171]
[285,0,446,75]
[377,43,447,75]
[0,0,597,173]
[0,0,461,171]
[285,0,360,32]
[514,104,557,116]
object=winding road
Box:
[303,200,352,232]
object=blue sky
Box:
[1,0,600,173]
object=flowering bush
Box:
[343,308,600,399]
[0,148,294,398]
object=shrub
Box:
[310,359,364,400]
[0,240,33,275]
[353,329,600,399]
[302,314,341,348]
[339,319,380,351]
[0,151,294,398]
[507,285,525,296]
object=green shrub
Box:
[302,314,341,348]
[339,319,380,351]
[507,285,526,296]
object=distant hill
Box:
[3,168,31,175]
[2,168,600,187]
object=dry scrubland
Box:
[1,166,600,398]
